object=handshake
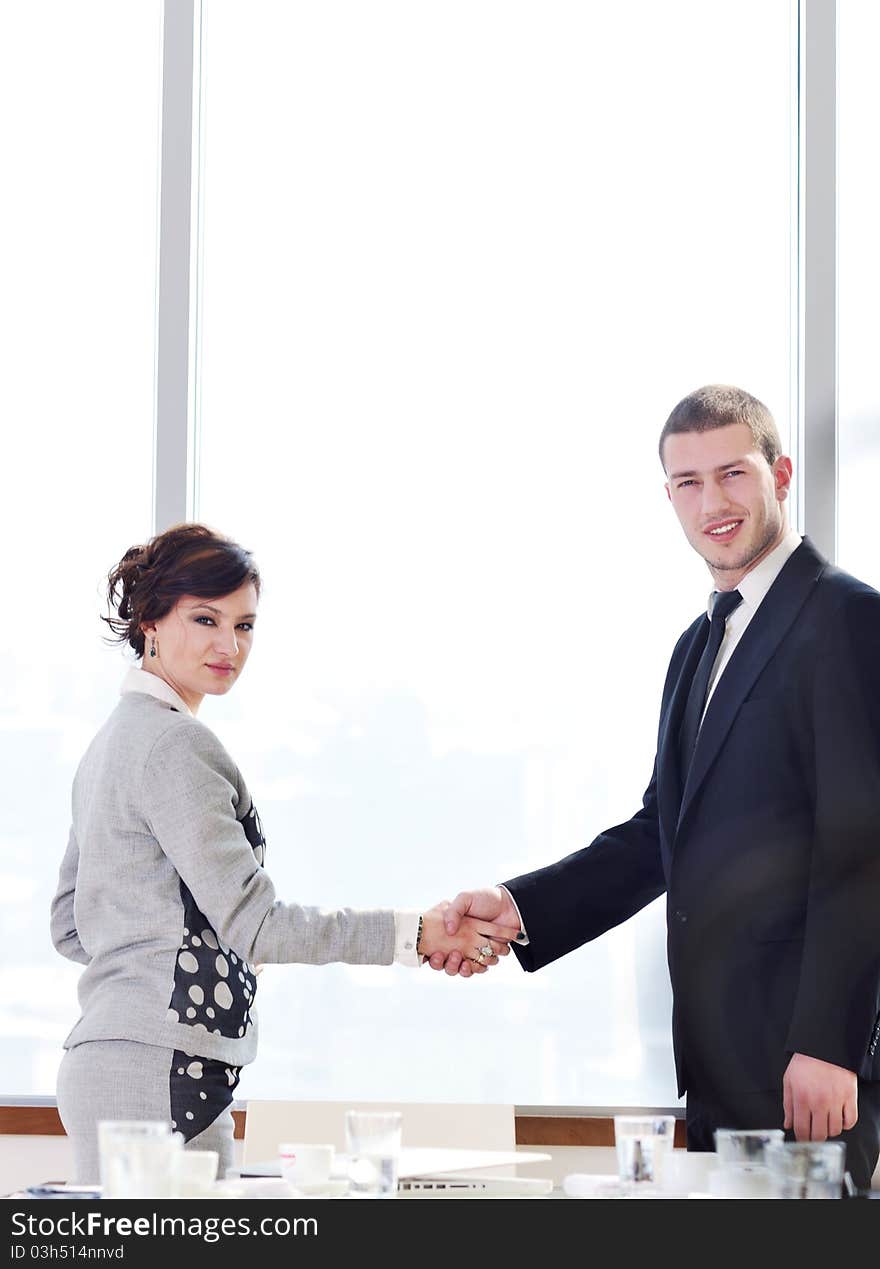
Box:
[416,886,523,978]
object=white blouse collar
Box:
[120,666,193,716]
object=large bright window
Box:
[0,2,161,1093]
[838,0,880,586]
[195,0,794,1106]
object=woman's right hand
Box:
[417,902,520,976]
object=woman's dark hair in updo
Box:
[103,522,261,658]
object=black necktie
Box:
[678,588,743,783]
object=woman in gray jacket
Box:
[50,522,515,1183]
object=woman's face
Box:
[142,581,258,711]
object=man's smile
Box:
[703,518,744,541]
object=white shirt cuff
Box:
[393,910,423,967]
[499,885,529,945]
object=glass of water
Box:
[710,1128,783,1197]
[98,1120,181,1198]
[344,1110,403,1198]
[614,1115,676,1192]
[764,1140,846,1199]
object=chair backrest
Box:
[242,1100,515,1164]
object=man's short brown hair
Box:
[659,385,783,470]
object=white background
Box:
[0,1,161,1094]
[838,0,880,586]
[195,0,793,1106]
[0,0,810,1106]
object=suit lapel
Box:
[657,615,708,852]
[677,537,827,834]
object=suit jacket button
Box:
[674,909,688,923]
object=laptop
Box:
[397,1173,553,1197]
[239,1146,554,1196]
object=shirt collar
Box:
[706,527,803,618]
[120,666,193,716]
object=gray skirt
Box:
[57,1039,238,1184]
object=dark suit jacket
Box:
[506,537,880,1098]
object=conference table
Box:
[7,1144,713,1200]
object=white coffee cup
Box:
[661,1148,714,1195]
[176,1149,220,1197]
[278,1143,334,1192]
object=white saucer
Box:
[562,1173,625,1198]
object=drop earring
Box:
[150,637,158,659]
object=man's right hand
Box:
[428,887,522,975]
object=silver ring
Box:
[478,944,494,958]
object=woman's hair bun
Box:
[102,523,260,658]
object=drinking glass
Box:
[710,1128,783,1197]
[613,1115,676,1191]
[344,1110,402,1198]
[764,1140,846,1199]
[98,1120,181,1198]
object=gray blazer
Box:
[51,689,395,1066]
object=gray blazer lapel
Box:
[677,537,827,836]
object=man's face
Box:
[663,423,793,583]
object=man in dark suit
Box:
[438,385,880,1190]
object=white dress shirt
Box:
[503,528,804,943]
[702,527,802,715]
[120,666,422,966]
